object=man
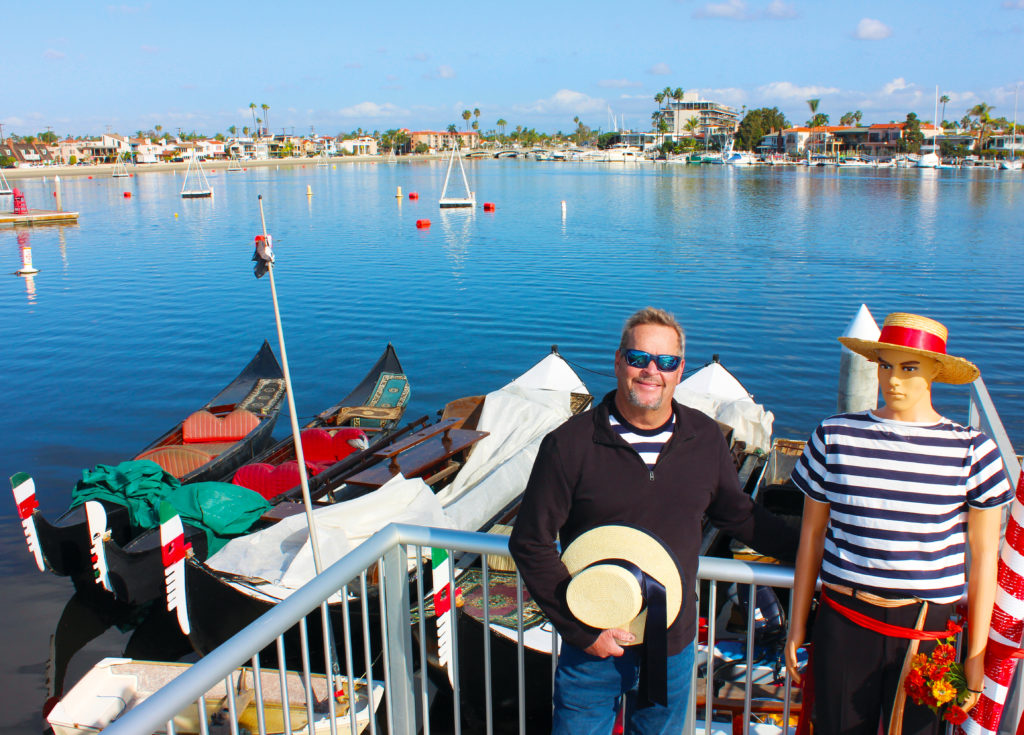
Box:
[509,306,797,735]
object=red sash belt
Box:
[821,589,962,639]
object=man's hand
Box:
[584,628,635,658]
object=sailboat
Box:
[227,151,243,172]
[112,156,130,178]
[316,147,329,167]
[181,153,213,198]
[915,85,941,168]
[1000,84,1022,171]
[386,143,397,164]
[0,168,11,195]
[439,138,475,208]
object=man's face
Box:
[615,323,684,412]
[876,348,940,415]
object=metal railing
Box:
[102,523,799,735]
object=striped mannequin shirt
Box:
[609,410,674,470]
[792,410,1012,603]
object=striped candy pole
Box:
[85,501,112,593]
[160,502,192,636]
[961,468,1024,735]
[10,473,44,572]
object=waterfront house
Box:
[3,140,56,166]
[338,136,378,155]
[409,130,480,152]
[862,122,940,156]
[656,92,740,141]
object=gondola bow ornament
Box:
[85,501,112,592]
[161,502,192,636]
[10,472,44,571]
[960,469,1024,735]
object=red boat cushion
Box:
[300,428,335,463]
[183,408,259,444]
[332,428,368,460]
[137,445,214,478]
[232,461,304,500]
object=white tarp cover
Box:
[673,362,774,453]
[205,474,450,600]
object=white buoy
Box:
[838,304,880,413]
[54,176,62,212]
[306,185,312,197]
[561,200,567,217]
[17,245,40,275]
[396,186,403,199]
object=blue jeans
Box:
[551,640,694,735]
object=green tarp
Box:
[69,460,270,555]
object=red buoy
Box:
[129,173,134,177]
[416,219,431,228]
[483,202,495,211]
[408,192,419,200]
[87,175,93,179]
[123,191,131,198]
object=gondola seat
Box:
[300,428,335,463]
[232,462,305,500]
[136,445,214,478]
[182,408,260,443]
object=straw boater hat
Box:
[561,525,683,644]
[837,312,979,385]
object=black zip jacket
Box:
[509,391,798,654]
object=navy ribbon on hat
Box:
[587,558,668,707]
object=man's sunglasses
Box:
[621,349,682,372]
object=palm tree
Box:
[853,110,863,126]
[473,108,480,127]
[155,124,162,137]
[228,125,237,137]
[461,110,471,132]
[249,103,258,138]
[496,118,507,140]
[654,91,666,109]
[242,126,250,138]
[806,98,820,126]
[261,104,270,136]
[939,95,950,127]
[969,102,995,150]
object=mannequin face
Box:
[876,348,941,419]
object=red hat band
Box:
[877,325,947,355]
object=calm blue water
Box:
[1,160,1022,730]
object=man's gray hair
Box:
[618,307,685,356]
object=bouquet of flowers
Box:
[903,636,969,725]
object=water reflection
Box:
[17,230,39,303]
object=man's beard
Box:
[627,386,663,411]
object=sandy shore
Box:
[1,153,445,181]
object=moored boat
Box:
[89,344,412,606]
[11,342,285,583]
[47,657,383,735]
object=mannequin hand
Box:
[962,654,985,713]
[784,633,804,686]
[584,628,634,658]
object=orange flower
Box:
[932,679,957,705]
[944,706,968,725]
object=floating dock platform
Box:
[0,209,79,226]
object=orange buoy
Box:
[416,219,431,228]
[408,192,419,200]
[129,173,134,177]
[87,175,93,179]
[123,192,131,198]
[483,202,495,211]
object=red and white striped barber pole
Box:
[961,469,1024,735]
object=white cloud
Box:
[438,65,456,79]
[336,102,407,118]
[140,45,158,53]
[411,52,429,62]
[516,89,607,116]
[43,49,65,60]
[854,18,892,40]
[648,62,672,76]
[881,77,910,95]
[765,0,797,19]
[694,0,747,19]
[757,81,840,100]
[1002,0,1024,8]
[691,87,747,106]
[106,4,141,13]
[599,79,642,89]
[344,62,362,69]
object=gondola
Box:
[90,344,413,607]
[11,341,285,586]
[423,358,785,726]
[179,348,593,671]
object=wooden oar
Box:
[888,601,929,735]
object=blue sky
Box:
[3,0,1021,138]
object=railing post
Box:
[383,541,416,735]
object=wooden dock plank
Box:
[0,209,79,226]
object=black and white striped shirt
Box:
[609,411,674,470]
[792,411,1013,603]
